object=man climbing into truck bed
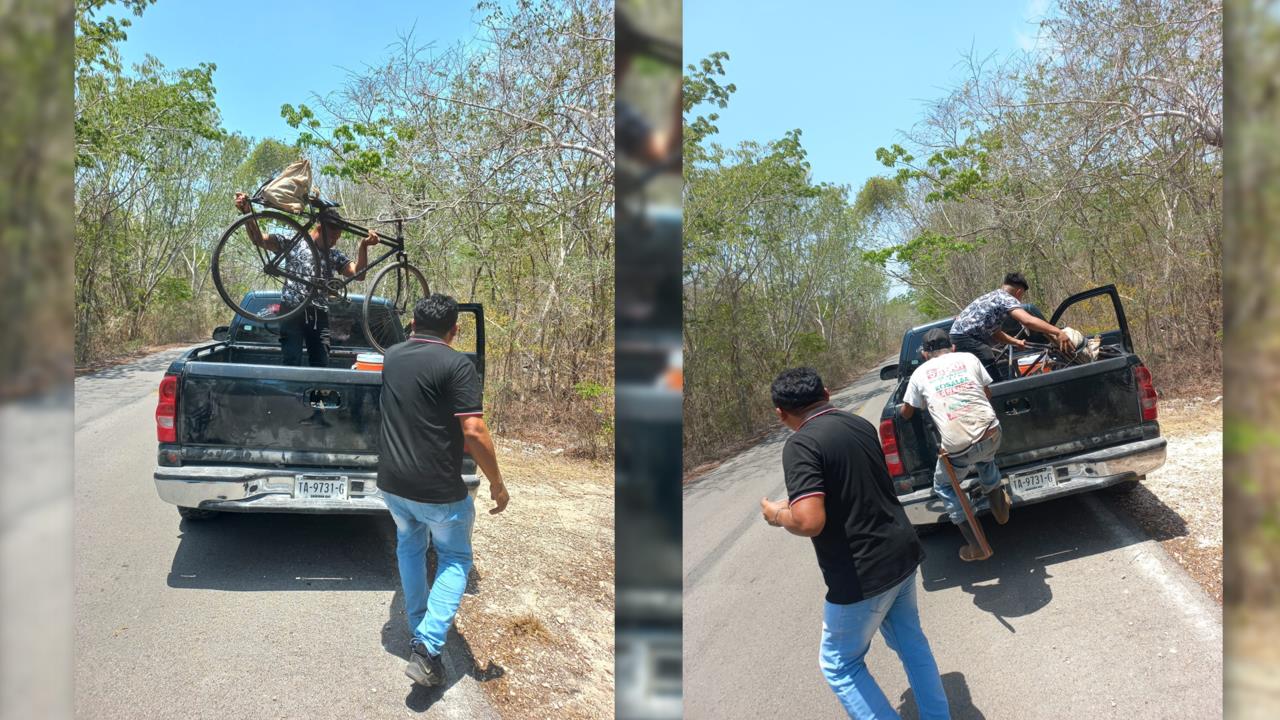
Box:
[950,272,1074,381]
[900,328,1012,561]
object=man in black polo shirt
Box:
[378,294,509,688]
[760,367,949,719]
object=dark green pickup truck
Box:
[877,285,1166,529]
[152,291,485,521]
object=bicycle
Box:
[211,188,433,353]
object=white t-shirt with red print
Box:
[904,351,999,455]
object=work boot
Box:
[406,639,446,687]
[987,485,1012,525]
[956,521,992,562]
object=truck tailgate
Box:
[897,354,1150,481]
[179,362,382,457]
[990,355,1147,466]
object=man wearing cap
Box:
[900,328,1011,561]
[949,272,1073,382]
[760,367,949,719]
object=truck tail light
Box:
[1134,365,1158,422]
[879,418,906,477]
[156,373,178,442]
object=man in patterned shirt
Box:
[234,192,380,366]
[949,272,1072,381]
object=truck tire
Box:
[1106,476,1144,494]
[177,506,218,521]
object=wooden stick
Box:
[940,451,993,559]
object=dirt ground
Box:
[1110,395,1223,603]
[459,438,614,719]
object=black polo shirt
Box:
[377,334,483,503]
[782,407,923,604]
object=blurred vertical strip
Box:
[614,0,683,717]
[0,1,76,719]
[1225,0,1280,716]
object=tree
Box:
[868,0,1222,386]
[276,0,616,450]
[683,55,904,464]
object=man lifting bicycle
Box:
[233,191,380,367]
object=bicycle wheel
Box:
[212,210,318,322]
[363,261,430,352]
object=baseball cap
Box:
[921,328,952,352]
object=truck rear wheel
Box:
[177,506,218,521]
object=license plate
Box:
[294,476,348,500]
[1010,467,1055,499]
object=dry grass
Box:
[507,613,554,642]
[491,392,614,461]
[458,438,614,719]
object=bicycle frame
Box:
[254,204,412,301]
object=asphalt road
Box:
[683,365,1223,719]
[74,348,497,719]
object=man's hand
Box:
[361,230,380,249]
[760,496,787,526]
[1054,330,1075,353]
[489,481,509,515]
[234,192,251,214]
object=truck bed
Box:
[154,295,485,516]
[889,353,1159,489]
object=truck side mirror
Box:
[880,364,899,381]
[212,325,230,342]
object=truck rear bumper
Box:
[898,436,1167,527]
[154,465,480,514]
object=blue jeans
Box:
[932,427,1003,525]
[383,492,475,656]
[820,570,949,719]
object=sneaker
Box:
[405,640,445,687]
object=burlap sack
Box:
[257,159,314,214]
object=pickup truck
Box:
[153,291,485,521]
[877,284,1166,529]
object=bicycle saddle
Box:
[309,195,342,210]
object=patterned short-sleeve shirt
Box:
[949,288,1021,340]
[268,233,350,309]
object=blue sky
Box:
[109,1,490,142]
[684,0,1049,192]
